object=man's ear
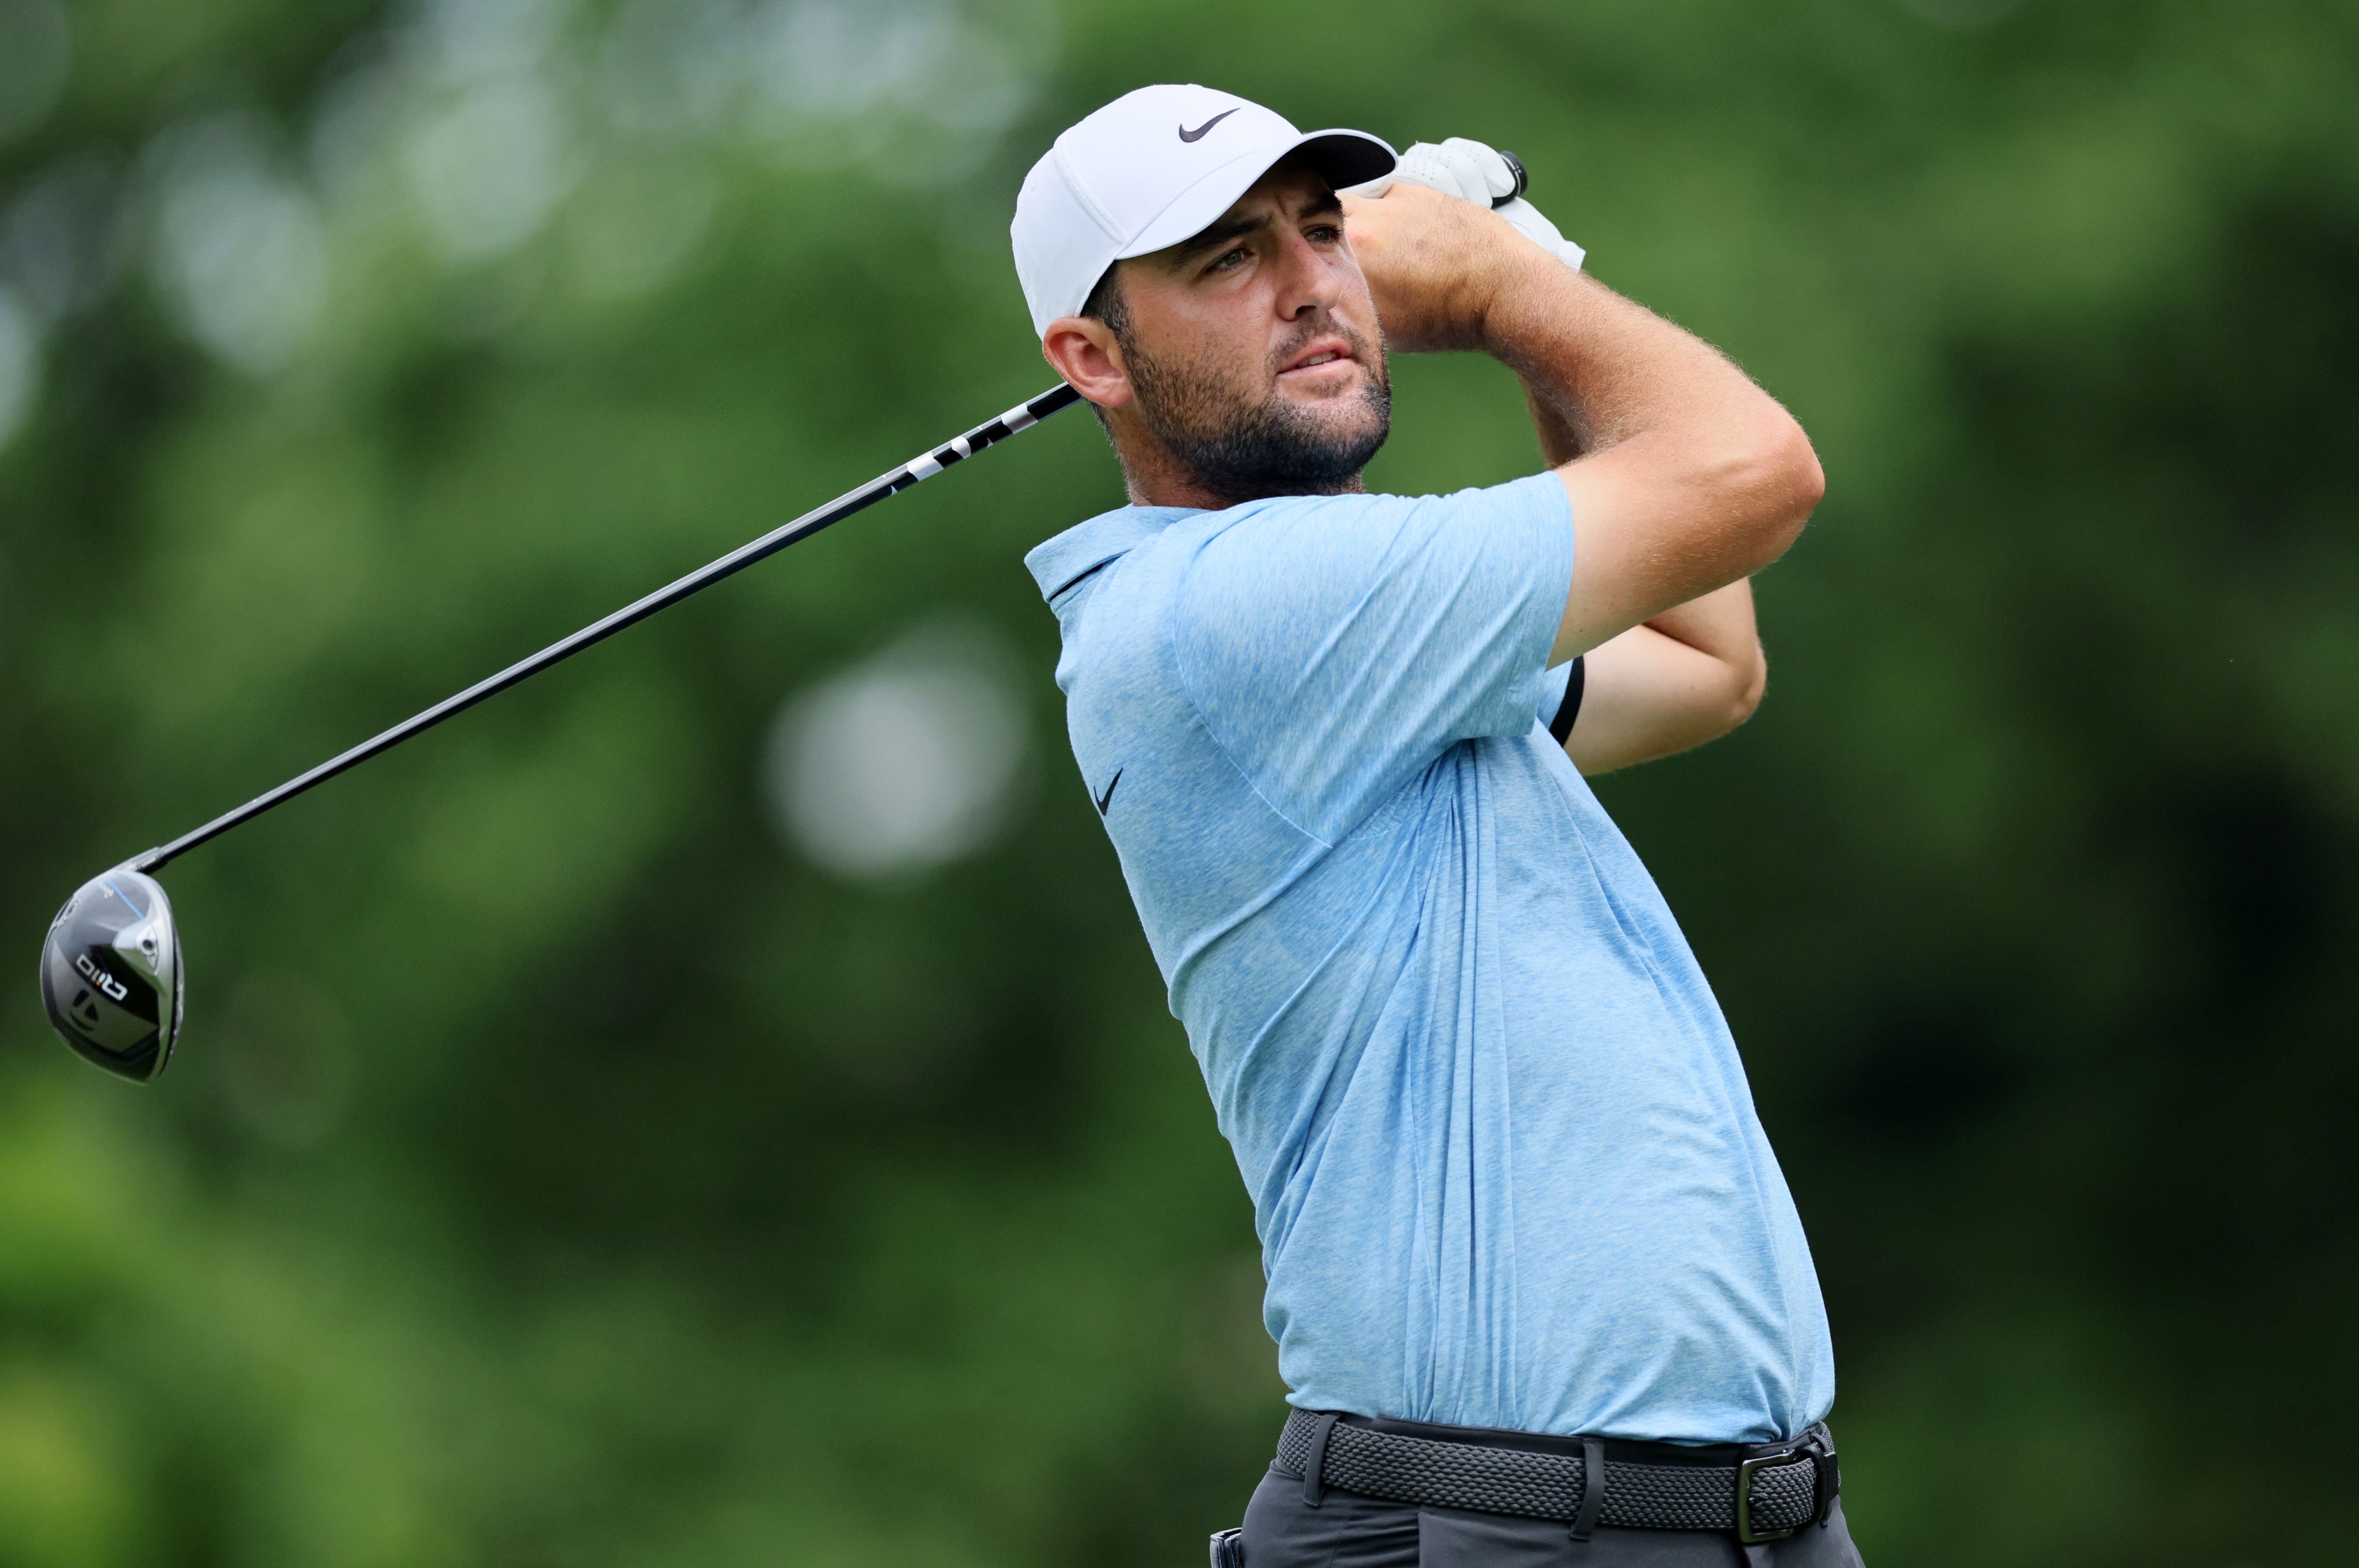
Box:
[1041,315,1134,410]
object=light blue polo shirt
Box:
[1024,472,1833,1444]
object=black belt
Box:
[1274,1409,1839,1545]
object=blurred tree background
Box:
[1,0,2354,1562]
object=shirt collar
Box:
[1023,504,1200,603]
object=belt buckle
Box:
[1734,1448,1802,1545]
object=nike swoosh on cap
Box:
[1177,109,1239,142]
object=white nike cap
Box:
[1010,84,1396,339]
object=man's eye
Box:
[1210,247,1248,272]
[1308,224,1342,243]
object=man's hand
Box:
[1363,138,1589,274]
[1339,182,1526,353]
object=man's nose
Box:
[1274,231,1343,319]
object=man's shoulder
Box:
[1203,473,1569,543]
[1023,503,1188,604]
[1024,474,1567,615]
[1021,495,1384,614]
[1181,474,1568,588]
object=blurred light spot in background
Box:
[419,0,572,80]
[98,0,1051,369]
[4,154,126,327]
[562,153,718,301]
[143,115,329,372]
[597,0,1044,177]
[766,618,1028,880]
[219,972,358,1149]
[742,0,1026,137]
[0,0,71,146]
[401,73,577,264]
[597,0,740,135]
[0,288,35,451]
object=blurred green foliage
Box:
[2,0,2356,1563]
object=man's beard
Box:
[1125,326,1391,507]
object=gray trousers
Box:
[1238,1464,1868,1568]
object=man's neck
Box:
[1115,429,1367,510]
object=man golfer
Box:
[1014,85,1856,1567]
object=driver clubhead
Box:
[40,867,183,1082]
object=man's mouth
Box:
[1278,339,1357,378]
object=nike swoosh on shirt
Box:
[1094,767,1123,816]
[1178,109,1238,143]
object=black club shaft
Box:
[129,382,1084,875]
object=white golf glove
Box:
[1349,137,1586,274]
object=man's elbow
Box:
[1771,421,1827,537]
[1725,643,1768,731]
[1633,649,1766,768]
[1720,412,1822,569]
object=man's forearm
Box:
[1564,581,1766,775]
[1519,336,1772,664]
[1640,579,1762,670]
[1487,262,1766,464]
[1484,257,1820,659]
[1501,272,1777,770]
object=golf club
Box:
[40,382,1084,1083]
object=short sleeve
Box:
[1173,473,1574,843]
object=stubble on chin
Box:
[1128,332,1393,508]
